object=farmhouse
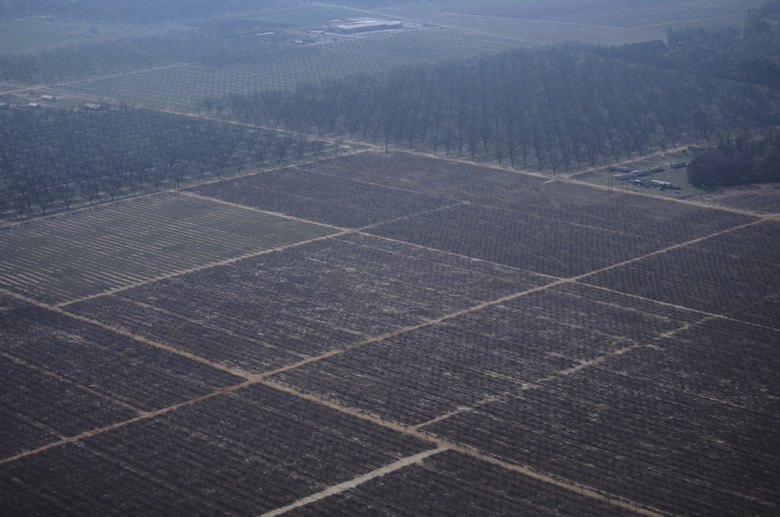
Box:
[328,19,403,34]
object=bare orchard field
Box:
[583,220,780,328]
[1,153,778,515]
[64,233,549,373]
[0,192,337,304]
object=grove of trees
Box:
[687,133,780,187]
[0,107,326,219]
[227,47,779,171]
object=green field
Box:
[0,18,138,53]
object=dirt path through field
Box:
[260,446,449,517]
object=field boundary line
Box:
[452,444,665,517]
[403,145,778,222]
[0,379,254,466]
[411,342,655,432]
[569,218,764,283]
[48,62,193,88]
[110,297,313,359]
[178,190,349,230]
[356,231,559,280]
[260,277,570,378]
[260,446,450,517]
[263,221,765,395]
[357,200,470,231]
[0,286,254,380]
[56,228,351,308]
[262,379,662,517]
[1,352,143,414]
[580,283,780,333]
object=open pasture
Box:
[0,18,136,53]
[384,0,767,45]
[0,193,336,304]
[1,152,778,515]
[465,0,766,29]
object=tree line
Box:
[687,133,780,187]
[226,46,778,172]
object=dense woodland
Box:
[227,48,777,170]
[687,133,780,187]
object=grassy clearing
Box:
[0,18,137,53]
[249,5,378,27]
[571,149,715,198]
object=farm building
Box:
[651,179,676,189]
[328,19,403,34]
[614,171,639,180]
[615,166,664,180]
